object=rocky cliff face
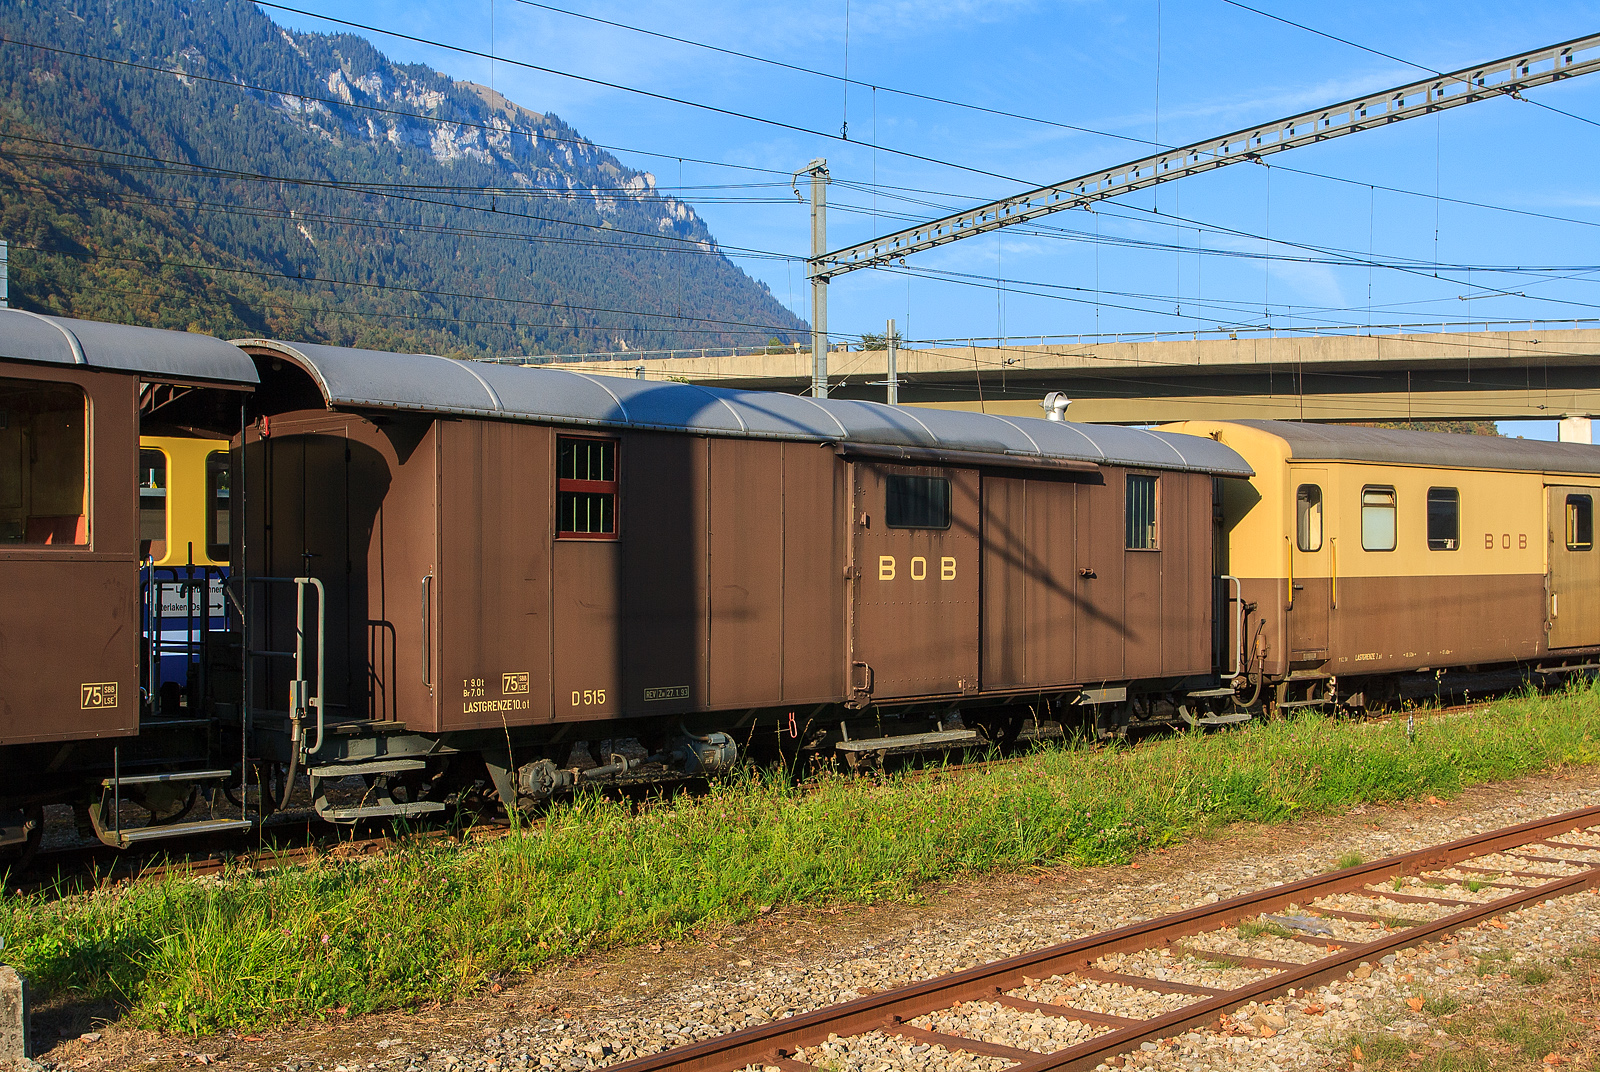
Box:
[0,0,804,355]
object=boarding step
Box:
[1185,687,1238,699]
[317,801,446,822]
[113,818,254,845]
[1276,697,1333,710]
[323,718,411,737]
[835,729,978,753]
[308,759,427,779]
[1534,663,1600,675]
[1181,711,1253,727]
[102,768,232,788]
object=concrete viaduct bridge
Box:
[538,326,1600,441]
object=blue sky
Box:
[264,0,1600,438]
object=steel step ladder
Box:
[308,757,444,823]
[89,767,253,848]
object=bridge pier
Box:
[1560,416,1594,444]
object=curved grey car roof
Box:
[0,309,259,384]
[1233,419,1600,475]
[238,339,1252,476]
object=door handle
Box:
[850,660,874,694]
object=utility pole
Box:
[885,318,898,406]
[793,159,830,398]
[1,240,9,309]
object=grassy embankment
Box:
[3,684,1600,1033]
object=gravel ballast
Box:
[29,767,1600,1072]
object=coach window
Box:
[1126,474,1159,550]
[1566,494,1593,551]
[1427,487,1460,551]
[0,378,89,547]
[1295,484,1323,552]
[1361,486,1397,552]
[886,475,952,529]
[205,450,231,562]
[556,436,618,539]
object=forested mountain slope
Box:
[0,0,807,356]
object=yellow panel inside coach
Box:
[139,435,231,567]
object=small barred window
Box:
[556,436,618,539]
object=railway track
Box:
[606,804,1600,1072]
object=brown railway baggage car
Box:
[1163,419,1600,707]
[236,340,1252,756]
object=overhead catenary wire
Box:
[7,241,811,336]
[11,14,1599,352]
[0,35,797,180]
[25,142,1581,341]
[16,31,1595,246]
[13,25,1600,297]
[253,0,1046,187]
[510,0,1160,150]
[1215,0,1600,130]
[0,131,806,263]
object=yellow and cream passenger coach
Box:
[1164,420,1600,701]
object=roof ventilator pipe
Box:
[1041,391,1071,421]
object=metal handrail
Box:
[420,574,432,689]
[1220,574,1244,678]
[247,576,326,758]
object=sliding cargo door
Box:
[848,462,980,701]
[435,420,554,731]
[1548,485,1600,649]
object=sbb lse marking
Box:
[80,682,118,710]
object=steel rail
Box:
[609,804,1600,1072]
[812,33,1600,281]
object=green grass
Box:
[1237,919,1295,940]
[6,681,1600,1034]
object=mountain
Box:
[0,0,809,357]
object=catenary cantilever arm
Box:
[812,32,1600,281]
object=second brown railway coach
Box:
[232,338,1250,814]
